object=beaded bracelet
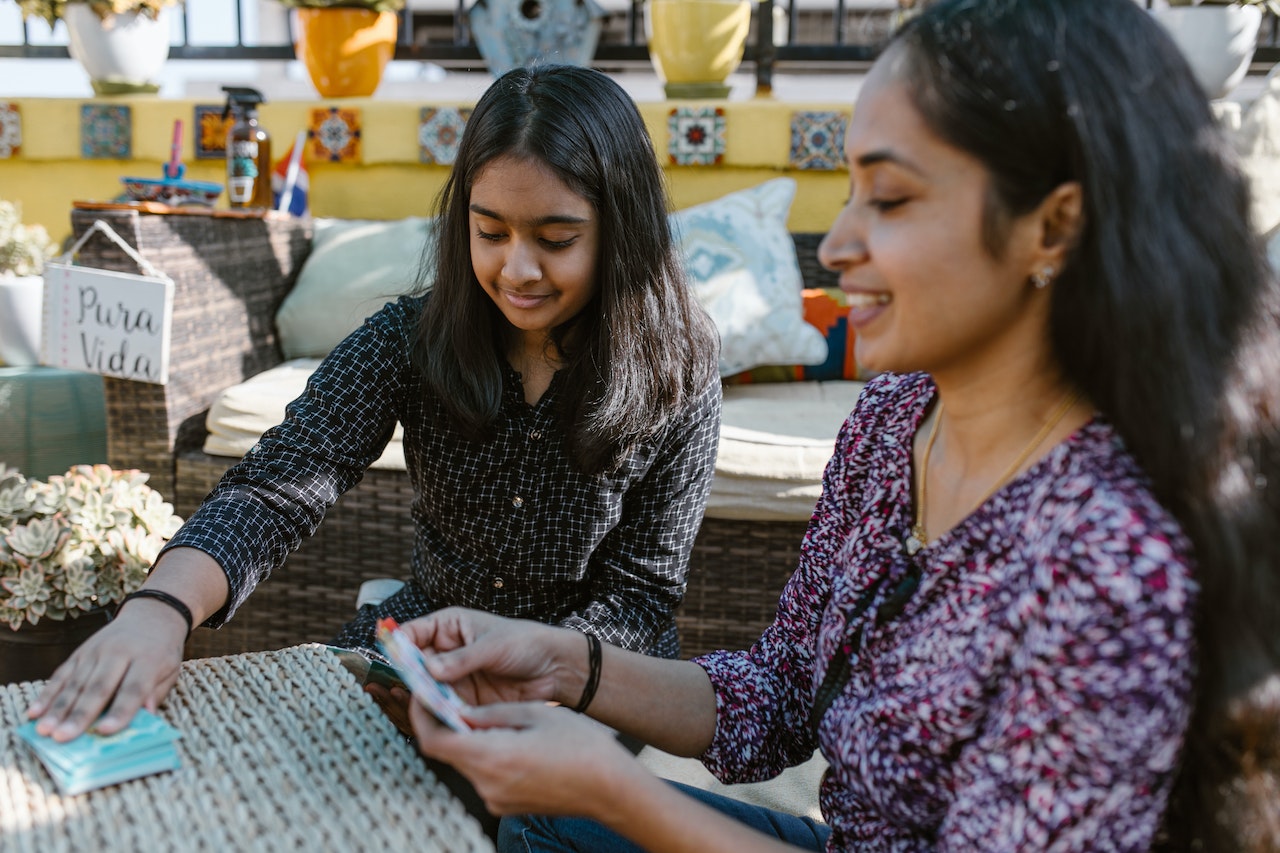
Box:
[571,632,602,714]
[117,589,194,637]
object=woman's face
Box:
[469,154,600,351]
[818,62,1054,381]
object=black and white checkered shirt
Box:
[165,294,721,659]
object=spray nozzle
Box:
[221,86,267,121]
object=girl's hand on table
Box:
[410,699,642,820]
[26,603,186,741]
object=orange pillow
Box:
[724,288,859,384]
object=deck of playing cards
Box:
[16,708,182,795]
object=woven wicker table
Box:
[0,644,493,852]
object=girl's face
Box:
[468,154,600,352]
[818,63,1055,382]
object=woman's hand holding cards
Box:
[397,608,584,708]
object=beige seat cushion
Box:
[204,362,861,519]
[202,359,406,471]
[710,381,862,521]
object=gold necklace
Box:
[905,388,1082,556]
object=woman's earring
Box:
[1031,266,1055,289]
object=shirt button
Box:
[512,495,524,508]
[529,429,543,441]
[492,577,505,590]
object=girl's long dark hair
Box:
[413,65,718,474]
[897,0,1280,847]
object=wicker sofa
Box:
[69,205,846,662]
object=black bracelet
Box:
[117,589,194,637]
[571,632,602,714]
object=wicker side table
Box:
[68,204,313,500]
[1,644,492,852]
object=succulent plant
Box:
[0,201,57,278]
[0,464,183,630]
[15,0,182,29]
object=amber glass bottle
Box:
[222,87,273,210]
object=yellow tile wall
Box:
[2,96,851,243]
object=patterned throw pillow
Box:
[671,179,828,377]
[725,287,861,384]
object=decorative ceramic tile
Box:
[80,104,132,159]
[0,104,21,159]
[307,107,362,163]
[667,106,726,167]
[789,110,848,171]
[418,107,472,165]
[195,104,233,160]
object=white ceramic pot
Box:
[0,273,44,367]
[1152,5,1262,100]
[64,4,171,94]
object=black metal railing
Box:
[0,0,889,92]
[2,2,1278,94]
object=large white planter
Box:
[1152,5,1262,100]
[0,274,44,367]
[64,5,171,95]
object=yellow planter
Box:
[294,8,398,98]
[646,0,752,98]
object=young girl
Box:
[30,65,721,745]
[390,2,1280,851]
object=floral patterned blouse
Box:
[694,372,1197,852]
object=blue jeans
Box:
[497,781,830,852]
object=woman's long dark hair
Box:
[896,0,1280,847]
[412,65,718,475]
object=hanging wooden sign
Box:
[40,262,174,385]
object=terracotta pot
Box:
[294,8,398,98]
[645,0,752,99]
[0,608,112,686]
[63,5,170,96]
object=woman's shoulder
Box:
[1045,419,1180,531]
[838,371,933,446]
[1024,418,1197,601]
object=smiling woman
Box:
[360,3,1280,852]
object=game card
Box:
[375,617,471,733]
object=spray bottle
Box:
[221,87,273,210]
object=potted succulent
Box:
[273,0,406,98]
[0,463,183,684]
[1155,0,1277,99]
[15,0,183,95]
[0,200,57,368]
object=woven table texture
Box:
[0,644,493,852]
